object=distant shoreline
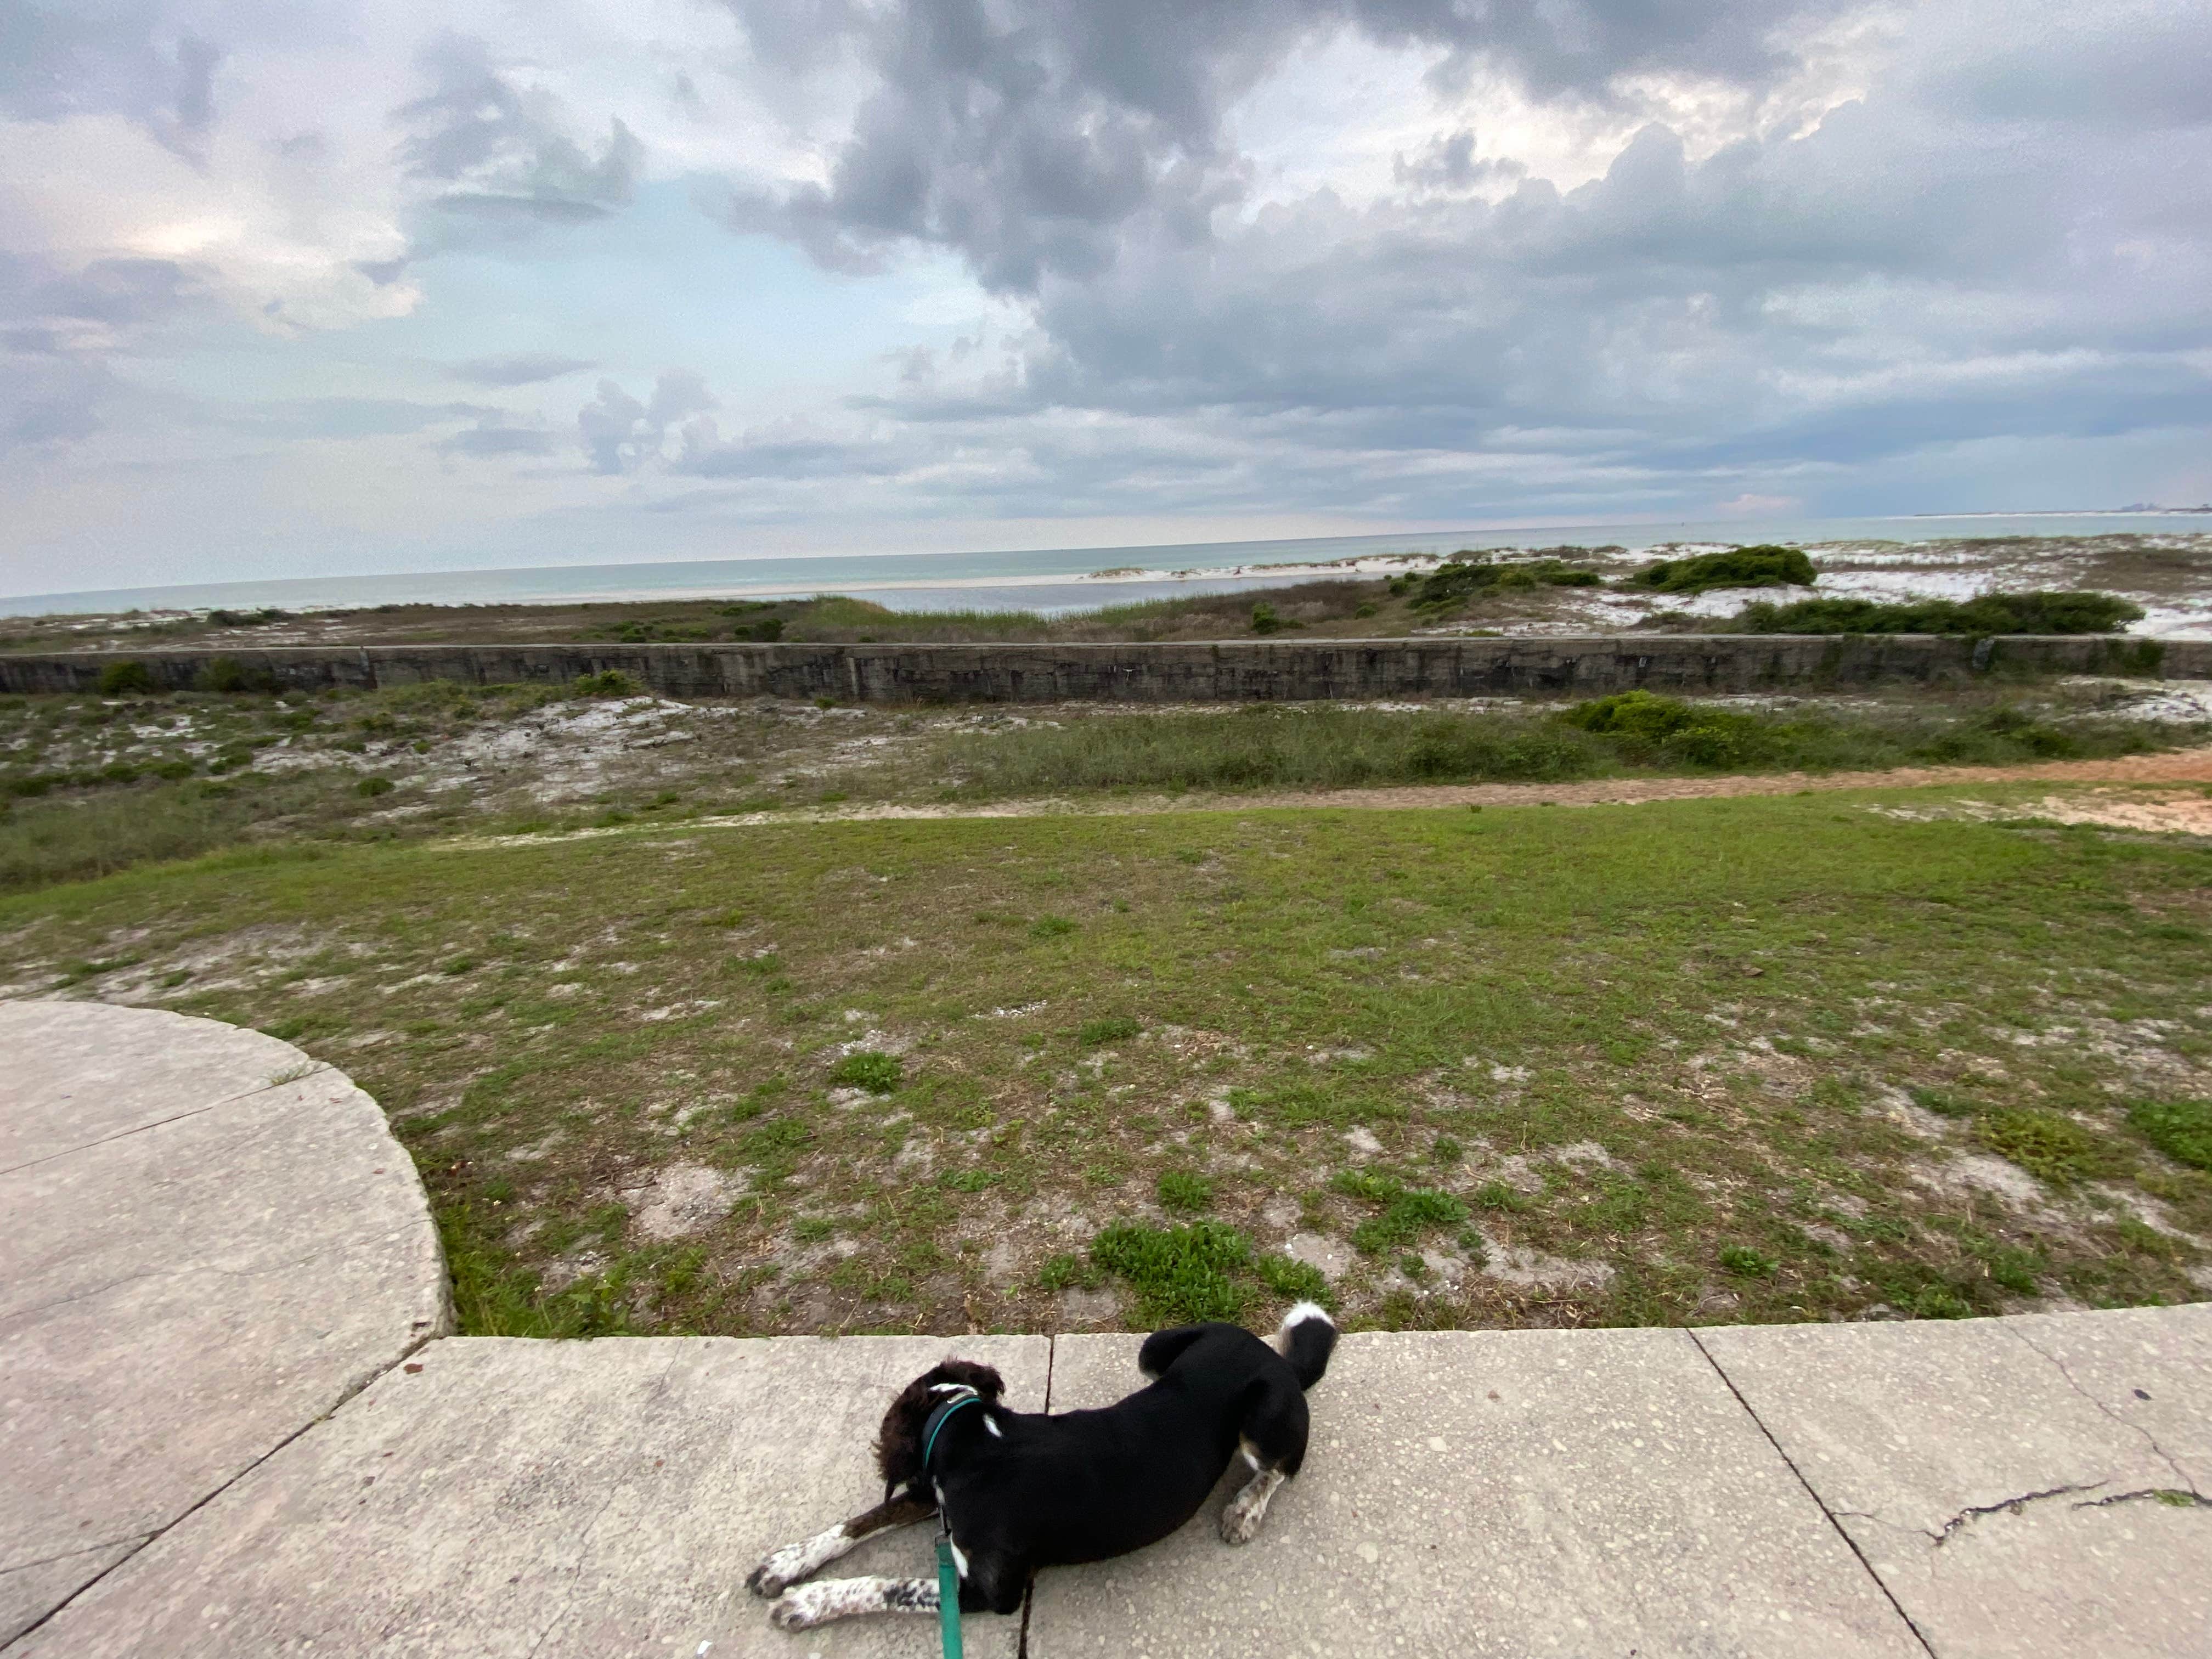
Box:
[7,511,2205,619]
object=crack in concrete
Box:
[0,1535,156,1579]
[2,1222,432,1331]
[0,1271,167,1327]
[2007,1324,2202,1497]
[1929,1481,2113,1545]
[2073,1487,2212,1513]
[0,1323,444,1655]
[0,1063,339,1178]
[1688,1330,1938,1657]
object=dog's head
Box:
[874,1357,1006,1496]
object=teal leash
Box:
[919,1391,983,1659]
[934,1521,964,1659]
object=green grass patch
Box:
[828,1051,903,1093]
[1331,1171,1470,1254]
[1092,1221,1252,1324]
[2128,1098,2212,1171]
[1975,1108,2106,1184]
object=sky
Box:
[3,0,2209,598]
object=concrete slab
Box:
[1025,1328,1925,1658]
[0,1001,311,1170]
[0,1002,447,1645]
[2006,1305,2212,1494]
[1697,1310,2212,1657]
[14,1334,1048,1658]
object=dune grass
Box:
[928,693,2187,798]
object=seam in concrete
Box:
[2007,1323,2203,1497]
[0,1322,443,1655]
[0,1062,336,1178]
[0,1537,156,1581]
[1014,1334,1057,1659]
[1687,1329,1939,1658]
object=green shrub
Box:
[1976,1108,2102,1183]
[1626,545,1814,595]
[572,669,641,697]
[1732,590,2143,635]
[1157,1170,1214,1213]
[1250,602,1295,634]
[356,776,396,798]
[1562,690,1707,740]
[1718,1244,1778,1277]
[1410,557,1598,610]
[1561,691,1776,769]
[199,657,278,694]
[1030,914,1078,939]
[1091,1221,1251,1324]
[828,1051,903,1093]
[94,660,155,696]
[2128,1098,2212,1171]
[1079,1014,1141,1046]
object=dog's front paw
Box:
[1218,1502,1262,1546]
[746,1562,786,1599]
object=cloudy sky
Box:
[3,0,2209,596]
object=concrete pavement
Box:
[0,1002,448,1647]
[3,1000,2207,1656]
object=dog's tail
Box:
[1271,1301,1337,1391]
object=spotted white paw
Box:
[768,1591,820,1631]
[1219,1500,1262,1545]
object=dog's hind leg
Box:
[1220,1454,1288,1545]
[1220,1371,1312,1545]
[768,1576,939,1630]
[746,1494,934,1598]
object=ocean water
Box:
[4,512,2202,619]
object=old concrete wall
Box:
[0,634,2199,703]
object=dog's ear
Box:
[932,1358,1005,1402]
[874,1359,1007,1494]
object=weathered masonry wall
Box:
[0,634,2199,703]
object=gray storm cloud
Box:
[1,0,2208,586]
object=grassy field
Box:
[3,679,2200,894]
[4,789,2208,1339]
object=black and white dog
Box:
[747,1302,1338,1632]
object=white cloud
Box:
[1,0,2209,594]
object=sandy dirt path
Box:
[452,747,2212,850]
